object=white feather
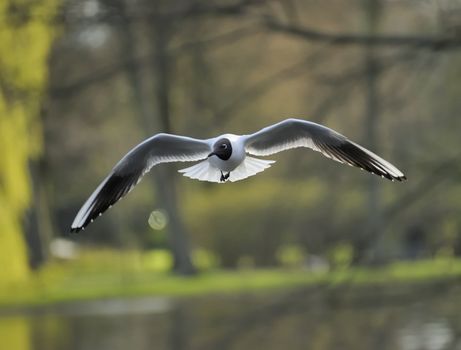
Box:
[228,156,275,182]
[178,160,222,183]
[179,157,275,183]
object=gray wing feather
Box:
[71,133,211,232]
[244,118,406,181]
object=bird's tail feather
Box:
[178,160,222,183]
[178,156,275,183]
[228,156,275,182]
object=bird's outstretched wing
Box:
[71,133,211,232]
[244,118,406,181]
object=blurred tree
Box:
[150,13,196,275]
[107,0,196,274]
[44,0,461,269]
[357,0,383,264]
[0,0,59,281]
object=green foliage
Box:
[276,244,306,268]
[1,249,461,308]
[329,243,354,270]
[143,249,174,271]
[192,248,220,270]
[0,0,59,284]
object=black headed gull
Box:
[70,118,406,232]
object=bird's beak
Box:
[208,152,216,158]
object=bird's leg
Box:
[220,171,230,182]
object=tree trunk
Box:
[150,17,196,275]
[23,158,53,269]
[114,0,196,274]
[354,0,384,265]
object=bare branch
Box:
[49,25,260,98]
[265,19,461,51]
[353,155,461,265]
[214,48,421,124]
[56,0,265,26]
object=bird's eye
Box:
[221,144,227,149]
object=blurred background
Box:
[1,0,461,349]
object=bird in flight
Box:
[70,118,406,232]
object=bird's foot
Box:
[220,171,230,182]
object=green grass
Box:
[2,250,461,309]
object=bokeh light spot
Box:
[148,210,168,230]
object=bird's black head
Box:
[208,138,232,160]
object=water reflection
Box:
[399,319,453,350]
[2,286,461,350]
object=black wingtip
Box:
[69,172,139,233]
[326,142,407,183]
[391,174,407,182]
[386,174,407,182]
[381,173,406,182]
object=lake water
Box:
[2,283,461,350]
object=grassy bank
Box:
[2,250,461,309]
